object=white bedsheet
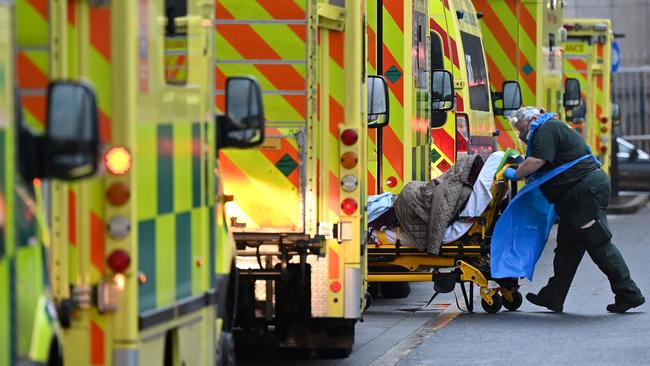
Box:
[370,151,504,246]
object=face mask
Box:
[518,129,528,144]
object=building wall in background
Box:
[565,0,650,67]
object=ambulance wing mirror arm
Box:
[569,98,587,122]
[217,77,265,149]
[368,75,390,128]
[493,80,522,116]
[430,70,454,113]
[564,78,581,108]
[43,81,100,180]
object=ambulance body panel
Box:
[564,19,613,173]
[215,0,368,354]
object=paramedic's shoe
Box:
[607,296,645,313]
[526,293,563,313]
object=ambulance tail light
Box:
[456,113,470,156]
[107,183,130,206]
[341,129,358,146]
[107,249,131,273]
[340,152,358,169]
[341,198,358,215]
[105,146,132,175]
[330,281,342,293]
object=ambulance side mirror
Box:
[564,78,581,108]
[431,70,454,112]
[368,75,390,128]
[218,77,265,148]
[44,81,100,180]
[492,80,522,116]
[612,102,621,127]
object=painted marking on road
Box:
[370,304,461,366]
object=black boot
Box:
[526,293,563,313]
[606,296,645,313]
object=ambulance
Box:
[12,0,263,365]
[1,1,62,364]
[366,0,521,298]
[473,0,581,152]
[215,0,386,357]
[367,0,521,195]
[563,19,614,173]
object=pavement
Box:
[236,205,650,365]
[608,194,649,214]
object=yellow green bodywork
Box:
[45,1,230,364]
[474,0,565,153]
[563,18,613,173]
[1,2,57,365]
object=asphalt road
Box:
[399,204,650,366]
[236,203,650,365]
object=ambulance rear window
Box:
[460,32,490,112]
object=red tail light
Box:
[341,129,358,146]
[330,281,342,293]
[386,176,398,188]
[107,249,131,273]
[600,146,608,153]
[341,198,358,215]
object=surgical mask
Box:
[518,129,528,144]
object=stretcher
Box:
[367,152,523,313]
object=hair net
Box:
[509,107,542,129]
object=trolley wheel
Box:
[380,282,411,299]
[481,293,503,313]
[502,290,523,311]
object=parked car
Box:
[615,137,650,191]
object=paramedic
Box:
[504,107,645,313]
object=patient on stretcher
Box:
[368,152,505,252]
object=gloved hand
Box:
[504,167,518,181]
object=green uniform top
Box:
[529,119,600,203]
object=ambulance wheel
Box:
[217,331,236,366]
[364,291,373,311]
[368,283,380,298]
[481,293,503,313]
[502,290,523,311]
[380,282,411,299]
[315,347,353,359]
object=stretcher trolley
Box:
[367,152,523,313]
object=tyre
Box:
[217,331,236,366]
[502,290,523,311]
[368,283,380,298]
[315,347,353,359]
[380,282,411,299]
[481,293,502,313]
[364,291,373,311]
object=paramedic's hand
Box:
[504,168,519,181]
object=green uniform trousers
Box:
[538,169,643,306]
